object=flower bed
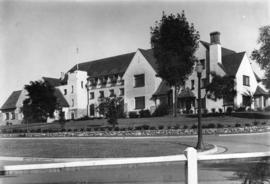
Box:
[0,126,269,138]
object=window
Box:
[71,85,74,93]
[81,81,84,89]
[135,96,145,109]
[134,74,145,87]
[99,91,104,98]
[11,112,15,120]
[72,99,74,107]
[64,89,67,95]
[200,59,205,69]
[243,75,250,86]
[201,78,207,88]
[5,113,9,120]
[191,80,195,90]
[90,92,94,99]
[109,89,115,97]
[120,88,124,96]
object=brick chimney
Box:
[209,31,221,73]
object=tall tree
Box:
[22,81,57,123]
[251,25,270,89]
[150,11,200,116]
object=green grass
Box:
[2,115,269,132]
[0,138,210,158]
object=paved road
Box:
[0,133,269,184]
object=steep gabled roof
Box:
[152,81,171,97]
[54,89,69,107]
[254,86,268,96]
[69,52,135,78]
[43,77,62,87]
[222,52,245,76]
[139,49,158,72]
[1,90,22,110]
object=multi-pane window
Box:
[120,88,124,96]
[243,75,250,86]
[90,92,94,99]
[64,89,67,95]
[134,74,145,87]
[99,91,104,98]
[191,80,195,90]
[11,112,15,120]
[109,89,115,97]
[135,96,145,109]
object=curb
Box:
[1,145,218,175]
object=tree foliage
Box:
[150,11,200,86]
[251,25,270,88]
[22,81,57,123]
[206,73,236,102]
[97,97,124,128]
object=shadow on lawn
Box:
[200,157,270,183]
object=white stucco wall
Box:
[123,50,162,113]
[235,54,258,107]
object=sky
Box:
[0,0,269,106]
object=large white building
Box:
[1,31,269,125]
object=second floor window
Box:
[90,92,94,99]
[243,75,250,86]
[191,80,195,90]
[200,59,205,70]
[71,85,74,93]
[134,74,145,87]
[5,113,9,120]
[120,88,124,96]
[99,91,104,98]
[81,81,84,89]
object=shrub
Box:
[167,126,171,129]
[128,111,139,118]
[227,125,231,128]
[158,125,164,130]
[217,124,224,128]
[139,109,151,118]
[174,124,180,129]
[203,109,208,114]
[235,123,241,127]
[211,108,216,113]
[191,124,197,129]
[114,127,120,131]
[149,126,156,130]
[183,125,188,129]
[152,104,169,117]
[262,122,266,125]
[207,123,216,128]
[252,121,259,126]
[235,107,246,112]
[226,107,233,114]
[135,126,141,130]
[141,124,150,130]
[218,108,223,113]
[245,123,250,127]
[86,128,91,131]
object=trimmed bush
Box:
[152,104,169,117]
[128,111,139,118]
[191,124,197,129]
[141,124,150,130]
[245,123,250,127]
[217,124,224,128]
[207,123,216,128]
[226,107,233,114]
[183,125,188,129]
[139,109,151,118]
[235,123,241,127]
[158,125,164,130]
[252,121,259,126]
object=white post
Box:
[184,147,198,184]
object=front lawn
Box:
[0,138,212,158]
[1,114,269,133]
